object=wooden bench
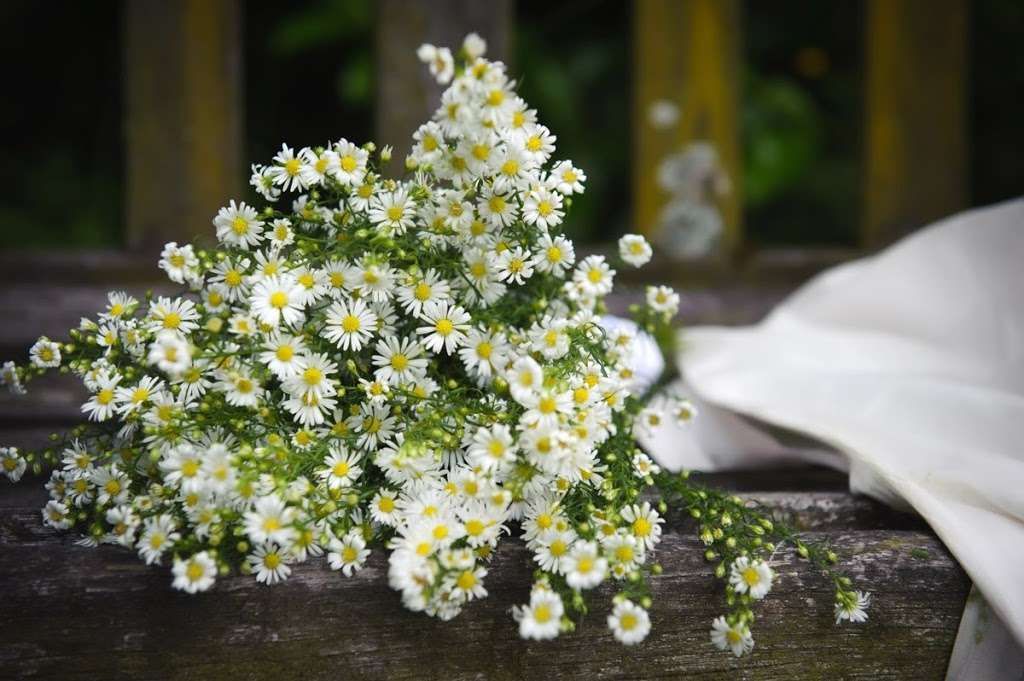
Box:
[0,258,970,679]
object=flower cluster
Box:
[1,34,866,652]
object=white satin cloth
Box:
[641,199,1024,679]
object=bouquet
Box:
[0,33,869,654]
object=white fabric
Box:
[643,199,1024,678]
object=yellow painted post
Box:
[863,0,968,248]
[124,0,243,251]
[633,0,742,256]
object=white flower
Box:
[259,333,307,378]
[172,551,217,593]
[729,556,774,600]
[324,298,377,351]
[620,502,664,551]
[147,331,191,377]
[646,285,680,315]
[369,187,416,235]
[417,43,454,85]
[147,297,200,335]
[508,356,544,403]
[29,337,62,369]
[1,447,26,482]
[835,591,871,624]
[533,233,576,277]
[573,255,615,297]
[514,586,563,640]
[496,246,535,285]
[213,200,264,249]
[244,494,297,547]
[548,160,586,195]
[458,327,507,380]
[138,514,180,565]
[463,32,487,59]
[328,530,370,576]
[333,139,368,185]
[565,540,607,590]
[417,301,470,354]
[250,274,305,328]
[396,268,451,319]
[674,397,698,424]
[372,336,428,386]
[159,241,200,284]
[115,375,165,415]
[220,370,262,408]
[608,599,651,645]
[466,424,515,474]
[619,234,653,267]
[1,360,24,395]
[317,447,362,490]
[42,500,71,530]
[249,543,292,584]
[267,144,308,193]
[352,260,395,303]
[523,187,564,230]
[711,616,754,657]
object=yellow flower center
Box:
[457,570,477,590]
[533,604,551,623]
[743,567,761,586]
[276,345,294,362]
[231,217,249,235]
[284,158,301,176]
[269,291,289,309]
[97,389,114,405]
[341,156,358,173]
[303,367,323,385]
[341,315,361,332]
[390,354,409,370]
[632,517,652,537]
[620,614,638,631]
[332,461,350,477]
[414,282,432,301]
[163,312,181,329]
[435,319,454,336]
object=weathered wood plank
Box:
[633,0,743,253]
[863,0,968,247]
[0,497,967,680]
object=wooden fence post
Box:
[863,0,968,248]
[375,0,512,173]
[633,0,743,256]
[124,0,243,252]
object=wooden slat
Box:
[633,0,743,254]
[124,0,243,251]
[375,0,512,172]
[863,0,968,248]
[0,492,967,680]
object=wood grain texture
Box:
[0,489,968,680]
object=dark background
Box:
[1,0,1021,249]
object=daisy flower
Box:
[172,551,217,593]
[447,564,488,602]
[514,586,563,641]
[711,616,754,657]
[466,424,515,473]
[835,590,871,624]
[147,297,200,335]
[608,599,651,645]
[209,257,250,302]
[477,187,518,227]
[729,556,774,600]
[147,331,191,377]
[417,43,454,84]
[532,233,576,277]
[267,144,308,193]
[370,489,401,526]
[573,255,615,297]
[159,241,200,285]
[267,218,295,249]
[323,298,377,351]
[348,402,397,450]
[299,146,339,186]
[328,530,370,576]
[620,502,664,551]
[522,187,564,230]
[317,447,363,490]
[372,336,428,386]
[646,285,680,315]
[353,260,395,303]
[528,317,570,360]
[548,160,586,195]
[333,139,368,185]
[417,301,470,354]
[244,494,297,546]
[458,327,508,380]
[618,234,653,267]
[249,543,292,585]
[42,500,71,530]
[259,333,308,378]
[213,200,264,249]
[220,370,262,408]
[137,514,180,565]
[29,337,62,369]
[565,540,607,590]
[496,246,535,285]
[396,269,451,319]
[1,447,26,482]
[369,187,416,235]
[115,375,165,415]
[101,291,139,321]
[250,274,305,328]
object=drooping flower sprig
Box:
[0,33,868,653]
